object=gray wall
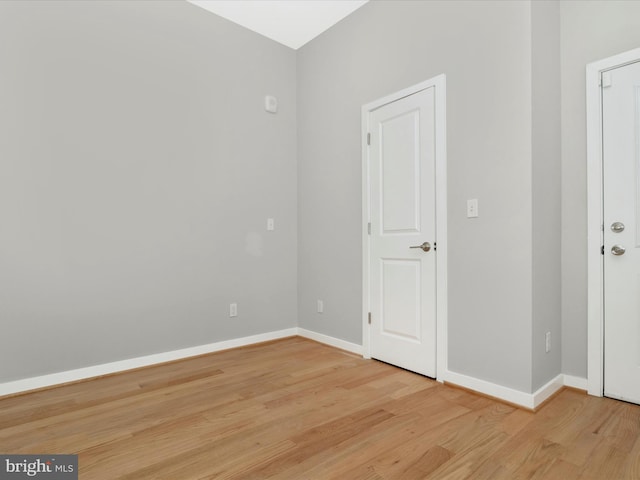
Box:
[0,1,298,382]
[531,0,561,390]
[297,1,538,392]
[560,1,640,378]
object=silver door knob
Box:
[611,222,625,233]
[611,245,626,256]
[410,242,431,252]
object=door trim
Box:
[361,75,447,381]
[586,47,640,397]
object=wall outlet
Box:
[467,199,479,218]
[230,303,238,318]
[545,331,551,353]
[267,218,275,231]
[317,300,324,314]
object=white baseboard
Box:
[0,328,298,397]
[297,328,363,355]
[444,371,592,410]
[443,370,538,409]
[444,370,572,410]
[532,374,565,408]
[563,374,588,391]
[0,325,589,408]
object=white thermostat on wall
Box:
[264,95,278,113]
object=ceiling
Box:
[188,0,369,50]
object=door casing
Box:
[361,75,447,381]
[586,47,640,397]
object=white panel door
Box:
[603,61,640,404]
[368,87,436,377]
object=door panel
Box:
[381,259,421,341]
[368,87,436,377]
[603,61,640,404]
[381,111,421,233]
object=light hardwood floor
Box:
[1,337,639,479]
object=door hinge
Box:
[601,71,612,88]
[601,245,605,255]
[368,312,372,324]
[367,222,371,235]
[367,133,371,145]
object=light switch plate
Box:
[264,95,278,113]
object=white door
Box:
[367,87,436,377]
[603,61,640,404]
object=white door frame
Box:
[586,47,640,397]
[361,75,447,381]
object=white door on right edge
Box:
[603,60,640,404]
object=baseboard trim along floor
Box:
[0,328,298,397]
[0,328,586,408]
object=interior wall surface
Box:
[297,0,535,392]
[531,0,562,391]
[0,0,298,382]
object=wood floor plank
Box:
[1,337,639,479]
[270,412,424,480]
